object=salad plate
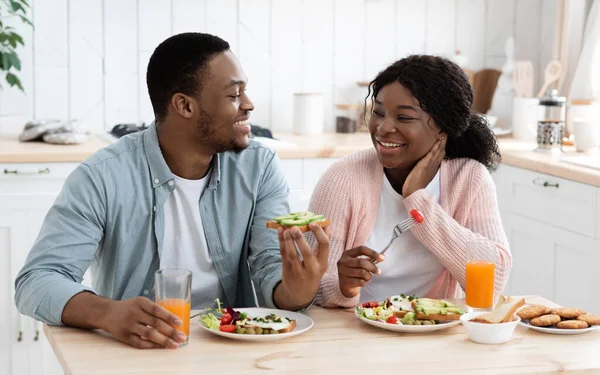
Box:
[198,306,314,342]
[355,295,466,333]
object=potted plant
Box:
[0,0,31,91]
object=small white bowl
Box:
[460,312,521,344]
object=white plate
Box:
[197,307,314,342]
[354,309,461,333]
[518,321,600,335]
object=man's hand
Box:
[274,223,330,310]
[62,292,187,349]
[337,246,384,298]
[100,297,188,349]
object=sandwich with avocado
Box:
[266,211,330,233]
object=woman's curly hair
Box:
[366,55,501,170]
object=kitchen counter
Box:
[0,135,112,163]
[1,133,599,187]
[44,295,600,375]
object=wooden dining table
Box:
[44,295,600,374]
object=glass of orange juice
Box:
[465,239,496,310]
[155,269,192,346]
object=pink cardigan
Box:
[309,149,512,308]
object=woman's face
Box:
[368,81,441,170]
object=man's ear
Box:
[171,93,195,119]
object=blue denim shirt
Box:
[14,123,290,326]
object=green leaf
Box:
[18,15,33,27]
[12,33,23,46]
[6,72,23,91]
[10,1,25,13]
[1,52,21,71]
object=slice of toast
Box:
[266,218,330,233]
[415,312,463,321]
[471,297,525,324]
[244,319,296,333]
[277,319,296,333]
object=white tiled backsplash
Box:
[0,0,558,136]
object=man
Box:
[14,33,329,349]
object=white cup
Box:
[512,97,539,141]
[573,119,600,153]
[293,93,324,135]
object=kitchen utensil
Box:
[371,209,424,264]
[513,60,534,97]
[472,69,502,114]
[536,60,562,98]
[535,89,566,154]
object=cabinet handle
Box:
[34,319,40,341]
[533,178,559,188]
[3,167,50,175]
[17,313,23,342]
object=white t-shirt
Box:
[360,171,446,303]
[160,173,224,309]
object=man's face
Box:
[189,50,255,154]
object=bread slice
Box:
[277,319,296,333]
[266,218,330,233]
[471,297,526,324]
[244,319,296,333]
[415,312,463,321]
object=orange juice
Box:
[465,260,495,308]
[157,298,191,336]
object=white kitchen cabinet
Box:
[596,188,600,240]
[492,164,600,312]
[0,163,79,375]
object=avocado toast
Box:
[266,211,330,233]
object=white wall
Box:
[0,0,558,136]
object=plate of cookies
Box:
[516,305,600,335]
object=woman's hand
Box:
[402,136,447,197]
[337,246,384,298]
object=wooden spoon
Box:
[537,60,562,98]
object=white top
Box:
[360,170,446,302]
[160,173,224,309]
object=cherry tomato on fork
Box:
[219,324,236,333]
[220,314,233,325]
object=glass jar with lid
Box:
[535,89,566,153]
[335,104,359,133]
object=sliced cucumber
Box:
[292,211,314,218]
[280,218,312,226]
[307,215,325,223]
[273,214,297,223]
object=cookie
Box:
[550,307,586,319]
[556,320,589,329]
[530,314,561,327]
[577,313,600,326]
[517,305,550,320]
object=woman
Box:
[311,55,512,307]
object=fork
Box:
[371,209,424,264]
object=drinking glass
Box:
[465,239,496,310]
[155,269,192,346]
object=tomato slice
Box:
[386,316,398,324]
[361,301,379,308]
[219,324,236,333]
[220,313,232,325]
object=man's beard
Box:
[196,108,246,154]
